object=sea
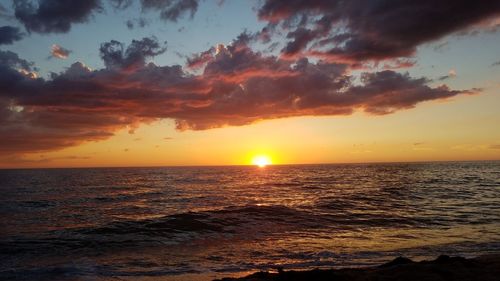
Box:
[1,161,499,280]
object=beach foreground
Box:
[215,255,500,281]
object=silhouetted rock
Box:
[215,255,500,281]
[434,254,467,264]
[379,256,414,268]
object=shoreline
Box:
[215,254,500,281]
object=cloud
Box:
[109,0,132,10]
[438,69,457,81]
[186,46,215,69]
[14,0,101,34]
[140,0,199,22]
[0,49,35,71]
[0,38,476,156]
[412,142,433,151]
[99,36,166,70]
[257,0,500,62]
[125,18,148,30]
[9,0,203,37]
[281,27,319,56]
[492,61,500,67]
[433,41,449,52]
[5,0,206,40]
[382,59,416,70]
[0,155,91,164]
[0,26,25,45]
[50,44,71,59]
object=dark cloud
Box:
[492,61,500,67]
[347,71,466,115]
[125,20,133,29]
[14,0,101,34]
[0,38,475,155]
[141,0,199,22]
[186,46,215,69]
[281,27,318,56]
[0,26,24,45]
[99,36,166,70]
[257,0,500,62]
[9,0,203,36]
[49,44,71,59]
[0,49,34,71]
[125,18,148,30]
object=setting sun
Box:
[252,155,272,167]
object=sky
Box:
[0,0,499,168]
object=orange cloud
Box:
[50,44,71,59]
[0,37,477,156]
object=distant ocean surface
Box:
[1,162,499,280]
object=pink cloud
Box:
[0,37,477,156]
[50,44,71,59]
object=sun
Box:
[252,155,272,168]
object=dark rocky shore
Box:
[215,255,500,281]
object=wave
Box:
[0,202,462,258]
[0,205,310,255]
[83,204,311,237]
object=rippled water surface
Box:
[1,162,499,280]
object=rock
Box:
[379,256,414,268]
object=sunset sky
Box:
[0,0,499,168]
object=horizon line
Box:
[1,159,499,171]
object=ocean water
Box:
[1,162,499,280]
